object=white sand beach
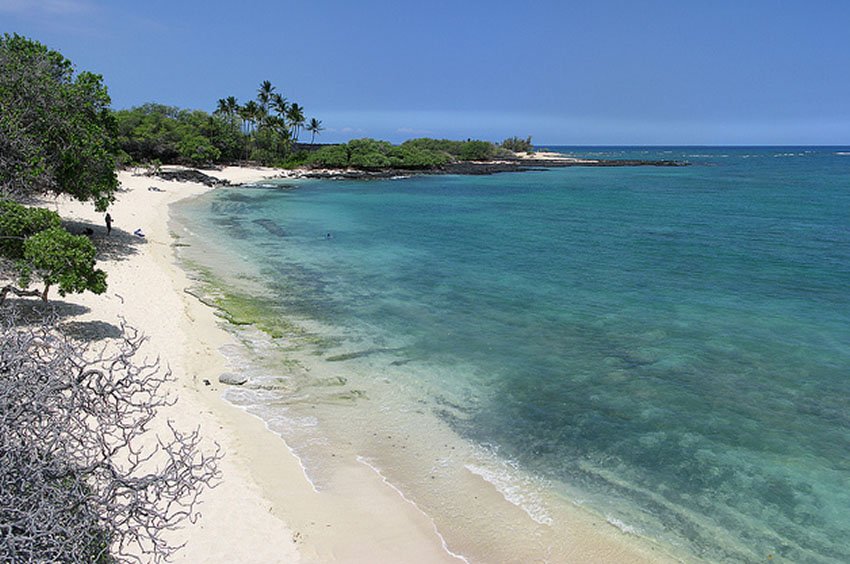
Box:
[40,166,675,563]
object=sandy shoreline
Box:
[46,166,469,563]
[40,166,678,563]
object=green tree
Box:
[0,200,107,304]
[460,140,496,161]
[214,96,240,125]
[215,98,229,116]
[178,134,221,166]
[0,199,61,258]
[401,138,464,157]
[387,145,449,168]
[347,138,393,168]
[16,227,107,302]
[114,103,182,163]
[240,100,260,136]
[501,136,533,153]
[306,118,324,144]
[257,80,275,113]
[305,144,350,168]
[270,92,289,119]
[286,103,306,142]
[207,112,243,162]
[0,34,118,211]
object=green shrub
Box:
[0,200,62,258]
[347,138,392,158]
[460,140,496,161]
[500,136,534,153]
[492,146,514,159]
[401,138,498,161]
[401,138,465,157]
[179,135,221,166]
[304,138,495,170]
[387,146,449,168]
[278,150,310,169]
[349,150,391,169]
[305,145,350,168]
[18,227,107,300]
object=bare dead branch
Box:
[0,307,221,562]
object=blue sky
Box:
[3,0,849,144]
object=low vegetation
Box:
[304,137,514,170]
[501,136,534,153]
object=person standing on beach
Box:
[105,212,112,235]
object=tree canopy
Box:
[0,199,61,259]
[0,200,106,304]
[115,80,323,167]
[501,136,534,153]
[113,103,231,166]
[0,34,118,211]
[304,137,505,169]
[18,227,107,302]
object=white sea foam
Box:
[835,152,850,156]
[464,447,553,526]
[216,389,322,492]
[605,515,640,536]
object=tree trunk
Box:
[41,285,50,302]
[0,284,44,305]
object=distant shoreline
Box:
[147,153,689,185]
[292,154,689,180]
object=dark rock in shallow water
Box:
[252,218,287,237]
[219,373,248,386]
[296,157,689,180]
[154,169,230,187]
[441,161,539,175]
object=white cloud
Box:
[0,0,94,15]
[397,127,433,135]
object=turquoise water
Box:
[177,147,850,562]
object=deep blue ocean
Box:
[176,147,850,562]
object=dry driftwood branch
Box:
[0,308,222,562]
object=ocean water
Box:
[174,147,850,563]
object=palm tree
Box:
[239,100,261,161]
[225,96,239,117]
[215,96,240,128]
[306,118,324,144]
[241,100,260,134]
[255,104,269,130]
[264,115,287,134]
[286,103,306,143]
[257,80,275,112]
[270,92,288,118]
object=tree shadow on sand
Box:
[2,299,123,343]
[1,298,91,323]
[59,319,123,342]
[62,219,147,262]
